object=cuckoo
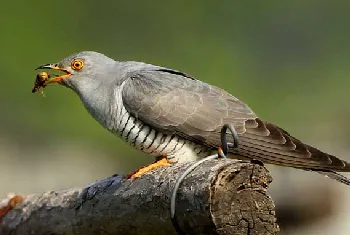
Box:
[34,51,350,185]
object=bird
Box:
[34,51,350,185]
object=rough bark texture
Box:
[0,159,279,235]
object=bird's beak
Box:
[35,63,71,85]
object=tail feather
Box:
[234,118,350,172]
[313,170,350,186]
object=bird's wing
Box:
[122,68,350,172]
[122,68,256,143]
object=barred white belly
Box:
[111,106,213,163]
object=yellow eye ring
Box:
[71,59,84,70]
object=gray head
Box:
[36,51,124,126]
[36,51,118,94]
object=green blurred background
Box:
[1,1,350,234]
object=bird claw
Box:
[126,157,171,179]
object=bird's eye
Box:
[71,59,84,70]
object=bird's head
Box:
[35,51,117,93]
[35,51,121,127]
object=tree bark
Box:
[0,159,279,235]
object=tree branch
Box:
[0,159,279,235]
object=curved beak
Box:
[35,63,71,85]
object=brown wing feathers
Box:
[237,118,350,171]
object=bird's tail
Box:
[220,120,350,186]
[234,118,350,173]
[313,170,350,186]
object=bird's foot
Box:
[126,157,171,179]
[217,146,227,158]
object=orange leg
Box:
[217,146,225,158]
[126,157,171,179]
